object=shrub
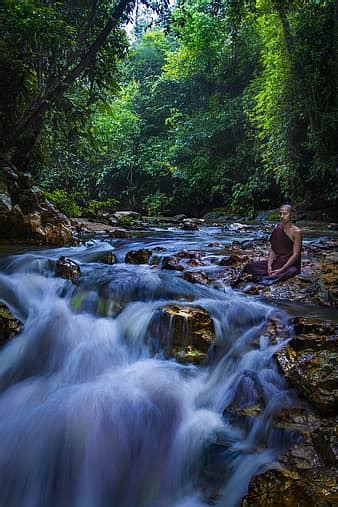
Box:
[45,190,82,217]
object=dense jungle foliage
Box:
[1,0,337,217]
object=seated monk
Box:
[244,204,302,284]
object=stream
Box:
[0,225,317,507]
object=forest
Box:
[1,0,337,219]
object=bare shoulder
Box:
[291,225,302,239]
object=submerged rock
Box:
[0,304,22,344]
[55,256,81,281]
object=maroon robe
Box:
[244,224,301,284]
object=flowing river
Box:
[0,226,299,507]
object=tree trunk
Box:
[5,0,135,152]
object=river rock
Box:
[275,317,338,417]
[183,271,209,285]
[101,252,117,264]
[180,218,199,230]
[108,227,131,238]
[0,304,22,344]
[219,254,249,266]
[149,305,215,364]
[243,407,337,507]
[125,248,152,264]
[55,256,81,281]
[161,256,184,271]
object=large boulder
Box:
[0,165,76,245]
[149,304,215,364]
[236,315,338,506]
[275,317,338,417]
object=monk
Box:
[244,204,302,284]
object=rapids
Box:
[0,228,298,507]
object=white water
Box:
[0,240,297,507]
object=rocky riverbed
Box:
[0,212,337,506]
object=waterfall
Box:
[0,239,297,507]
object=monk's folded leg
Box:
[244,260,269,277]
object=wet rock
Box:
[219,254,249,266]
[55,256,81,281]
[182,271,209,285]
[223,222,255,232]
[275,317,338,417]
[150,305,215,364]
[243,408,337,507]
[243,467,337,506]
[161,256,184,271]
[125,248,152,264]
[0,304,22,344]
[108,228,131,238]
[221,267,242,287]
[101,252,117,264]
[180,220,198,231]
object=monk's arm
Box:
[277,230,302,272]
[267,247,277,275]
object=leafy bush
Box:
[117,214,138,227]
[85,198,119,219]
[45,190,82,217]
[142,191,172,216]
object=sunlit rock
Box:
[150,304,215,364]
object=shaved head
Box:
[280,204,293,212]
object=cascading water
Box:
[0,235,298,507]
